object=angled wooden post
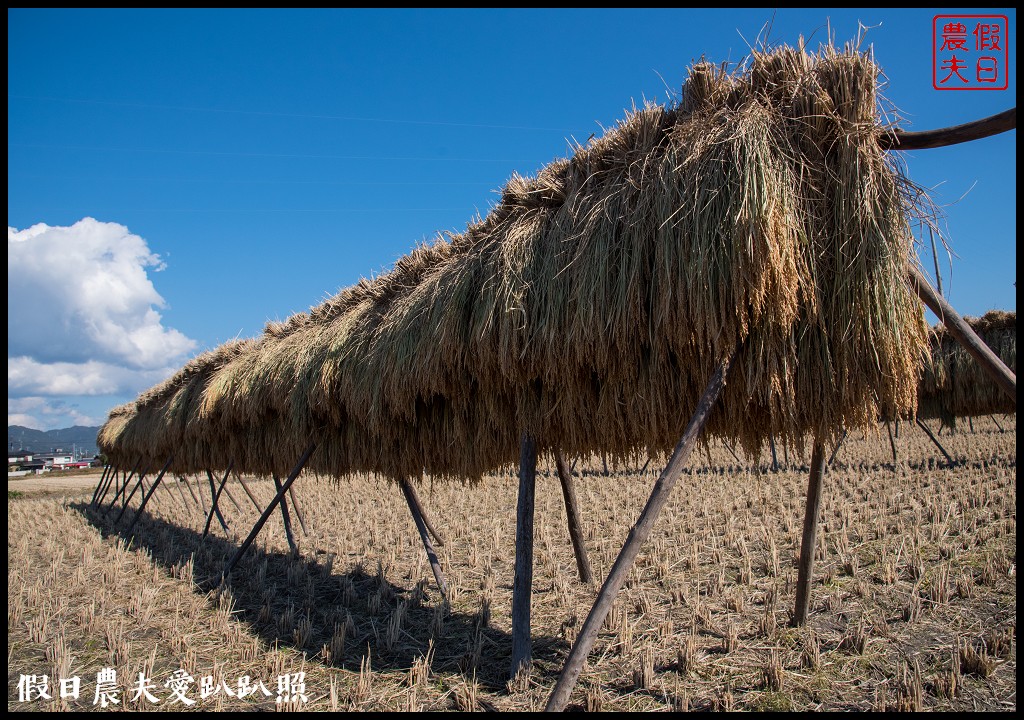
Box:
[221,483,243,513]
[909,266,1016,402]
[168,473,189,512]
[287,485,308,536]
[545,351,735,711]
[827,429,848,468]
[206,469,230,532]
[113,469,148,523]
[885,421,899,466]
[879,107,1015,150]
[110,457,142,510]
[554,450,593,585]
[273,473,298,553]
[92,464,118,508]
[101,457,139,508]
[125,456,174,534]
[90,464,111,506]
[398,475,446,546]
[793,438,826,627]
[221,443,316,579]
[177,475,196,503]
[916,418,956,466]
[398,476,449,602]
[511,432,538,679]
[233,471,264,512]
[202,462,236,539]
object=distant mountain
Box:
[7,425,101,456]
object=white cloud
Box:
[8,397,103,430]
[8,218,197,429]
[8,218,195,370]
[8,356,176,397]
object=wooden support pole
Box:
[601,453,609,477]
[273,473,298,553]
[100,470,120,509]
[968,416,975,433]
[879,107,1015,150]
[195,474,209,520]
[105,457,140,510]
[554,450,593,585]
[991,415,1004,432]
[287,485,308,536]
[398,476,446,547]
[124,457,174,534]
[545,352,734,711]
[169,474,189,512]
[793,439,827,627]
[221,443,316,579]
[113,471,148,523]
[92,465,117,508]
[723,441,743,466]
[233,472,263,512]
[909,265,1016,402]
[769,435,779,472]
[894,420,900,439]
[202,462,236,539]
[177,477,199,524]
[398,476,449,602]
[206,470,230,532]
[90,464,111,506]
[511,433,538,680]
[639,456,652,475]
[916,418,956,466]
[886,421,899,466]
[827,429,848,469]
[221,483,242,513]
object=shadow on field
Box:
[71,499,568,693]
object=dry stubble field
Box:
[8,416,1016,711]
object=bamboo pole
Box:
[398,476,446,546]
[916,418,956,466]
[124,456,174,534]
[92,465,117,508]
[287,485,308,536]
[554,450,593,585]
[202,462,236,539]
[234,472,263,512]
[793,439,827,627]
[273,473,298,553]
[826,429,848,469]
[113,470,148,523]
[886,421,899,466]
[103,457,140,509]
[90,464,111,506]
[879,107,1015,150]
[221,484,242,513]
[180,475,199,505]
[206,470,229,532]
[511,433,538,679]
[398,476,449,602]
[909,265,1016,402]
[221,443,316,579]
[545,352,734,711]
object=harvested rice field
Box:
[8,415,1015,711]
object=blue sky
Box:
[8,8,1017,431]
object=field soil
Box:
[8,415,1015,711]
